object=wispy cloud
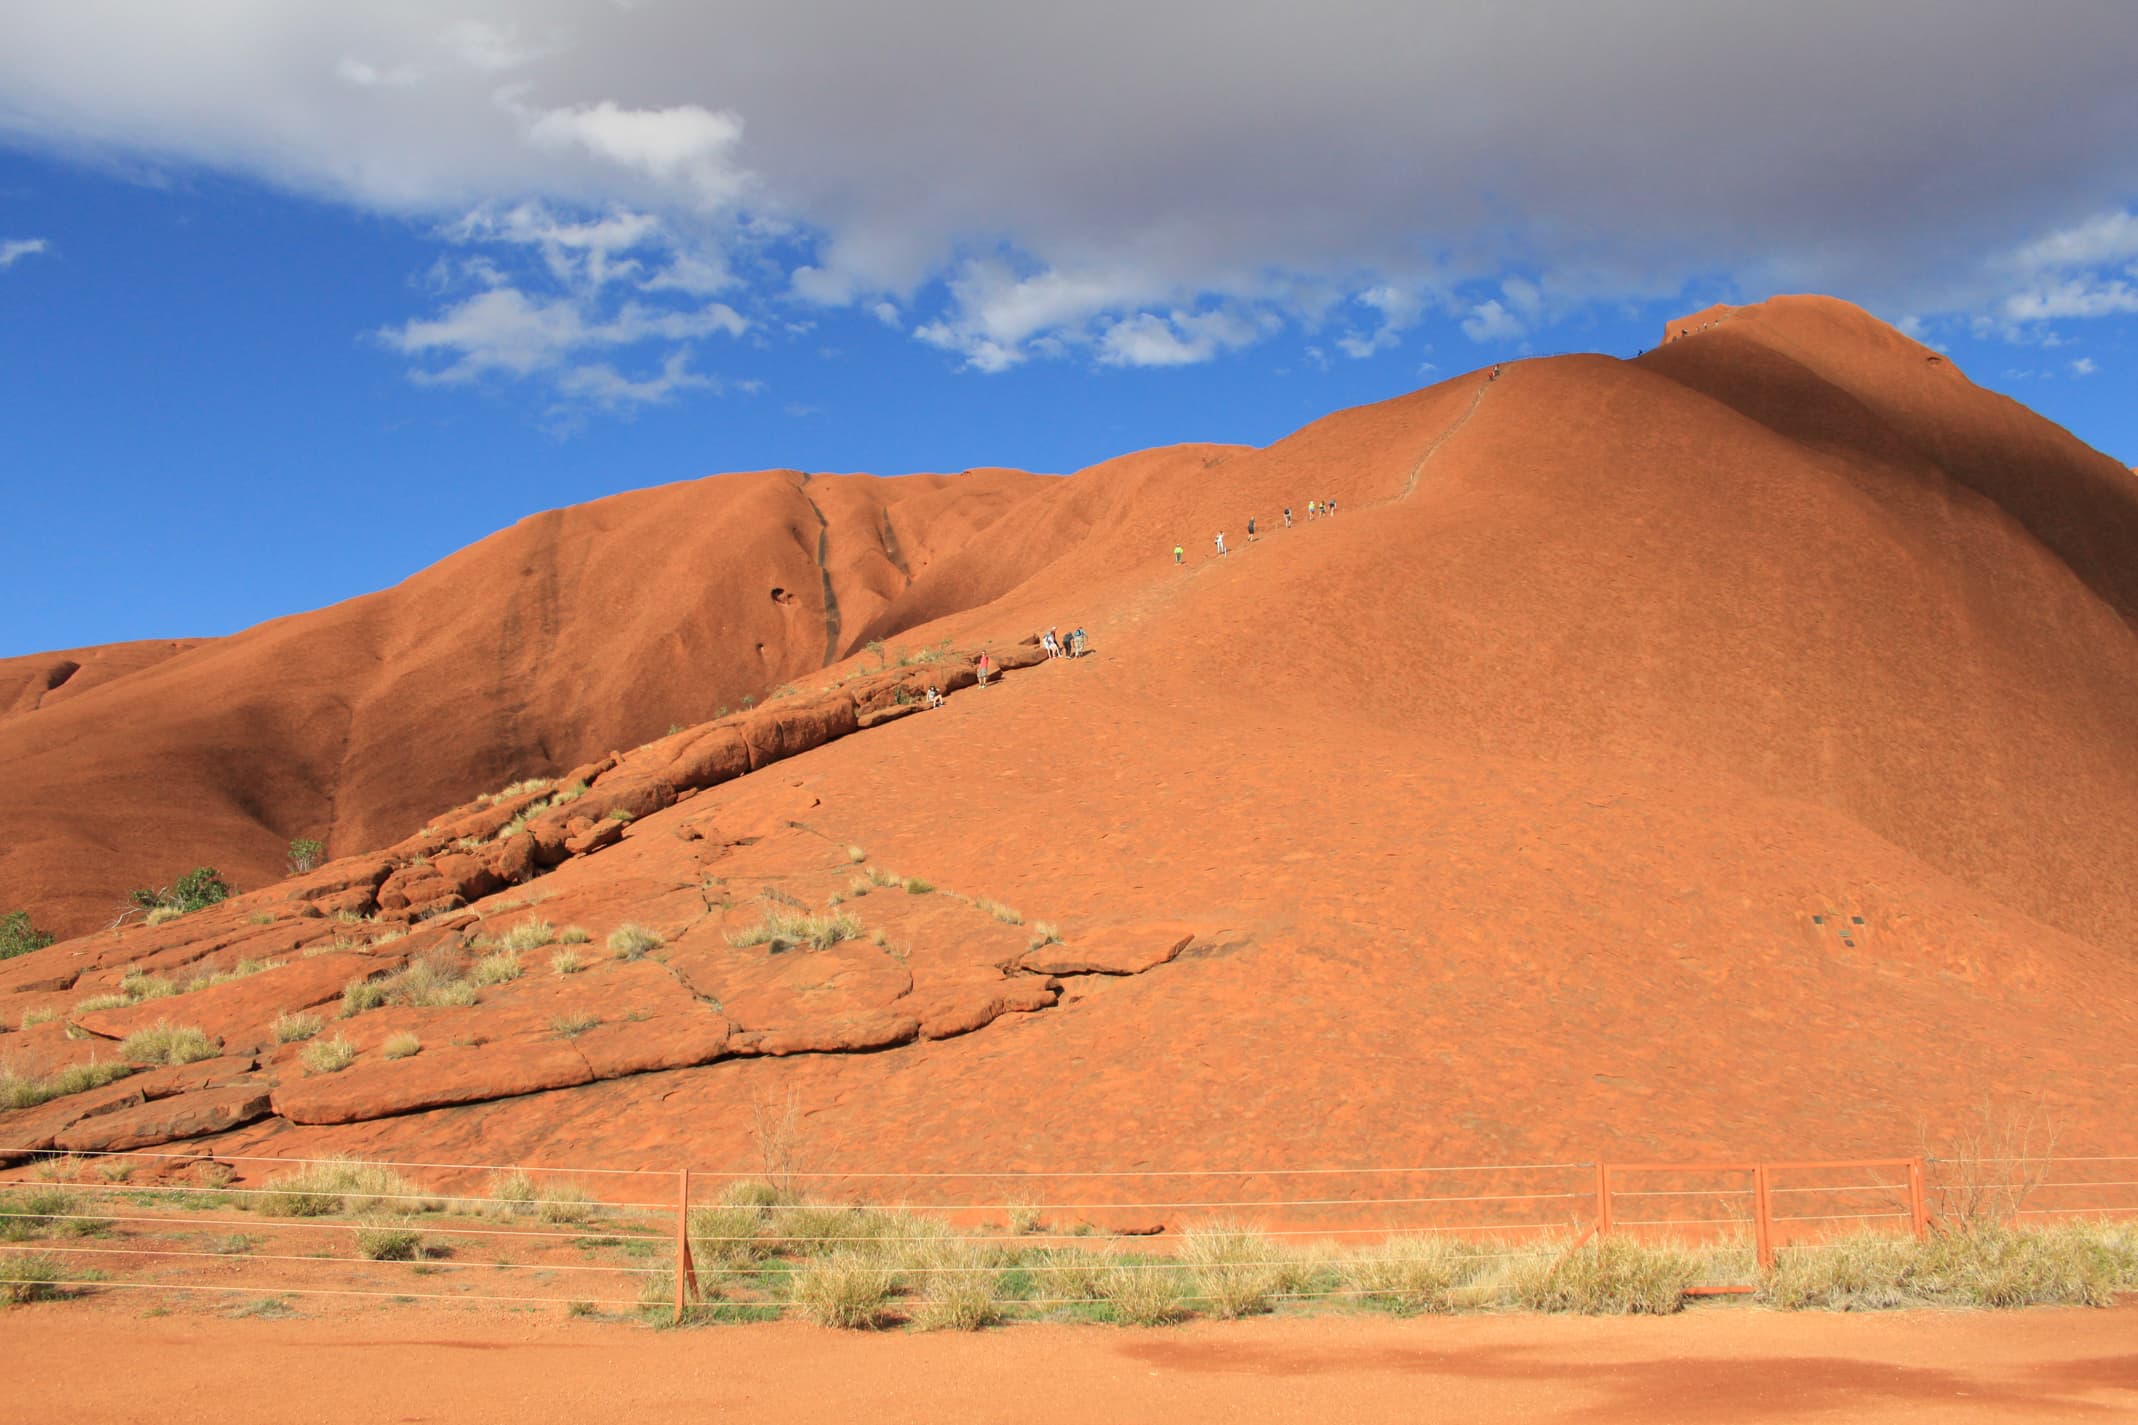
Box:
[0,238,49,270]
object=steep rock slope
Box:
[0,468,1045,936]
[4,295,2136,1181]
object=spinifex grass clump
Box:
[0,1060,130,1111]
[1178,1220,1302,1319]
[257,1158,436,1218]
[790,1250,901,1328]
[1099,1257,1191,1325]
[725,908,863,953]
[1342,1234,1500,1314]
[1504,1234,1704,1315]
[119,1021,219,1066]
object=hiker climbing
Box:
[1214,532,1227,556]
[924,685,944,710]
[1247,516,1257,542]
[1283,506,1293,528]
[1490,363,1501,381]
[1040,628,1060,658]
[974,651,993,687]
[1071,626,1087,657]
[1173,543,1185,565]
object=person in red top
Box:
[975,651,993,687]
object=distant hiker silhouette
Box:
[1283,506,1293,528]
[1173,544,1184,565]
[1214,532,1227,556]
[1247,516,1257,542]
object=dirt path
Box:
[5,1299,2133,1424]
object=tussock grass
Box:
[0,1253,63,1303]
[1027,922,1062,949]
[607,924,663,960]
[973,899,1023,925]
[272,1011,324,1043]
[1758,1223,2133,1311]
[17,1008,56,1030]
[381,1031,421,1060]
[73,993,131,1014]
[911,1238,1006,1330]
[0,1059,131,1111]
[257,1159,436,1218]
[791,1250,901,1328]
[725,909,864,953]
[551,949,585,975]
[549,1011,599,1040]
[845,845,867,864]
[1343,1235,1498,1314]
[119,972,178,1001]
[342,954,479,1018]
[0,1188,97,1240]
[143,905,184,927]
[1504,1235,1702,1315]
[471,950,524,986]
[689,1203,774,1268]
[479,777,552,807]
[299,1036,357,1074]
[499,919,554,953]
[1100,1258,1190,1325]
[538,1184,597,1224]
[119,1022,219,1066]
[557,926,591,945]
[355,1225,426,1261]
[1180,1221,1299,1319]
[901,878,934,895]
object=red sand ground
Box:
[2,1299,2134,1424]
[4,293,2137,1195]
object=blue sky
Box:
[3,2,2135,656]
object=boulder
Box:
[563,819,626,857]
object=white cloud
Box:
[1097,309,1260,367]
[382,283,744,384]
[522,100,751,211]
[4,2,2138,380]
[555,348,712,408]
[2072,356,2098,377]
[0,238,49,269]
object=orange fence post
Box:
[1596,1162,1613,1237]
[1752,1164,1774,1272]
[1908,1157,1930,1239]
[674,1168,697,1323]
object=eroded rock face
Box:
[1019,928,1198,977]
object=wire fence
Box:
[2,1146,2132,1321]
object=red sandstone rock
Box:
[1019,929,1197,977]
[54,1083,273,1153]
[271,1043,597,1125]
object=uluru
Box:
[5,294,2136,1182]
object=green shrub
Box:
[129,867,233,917]
[0,910,56,960]
[119,1022,219,1066]
[0,1188,81,1240]
[286,838,326,875]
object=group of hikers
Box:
[960,623,1087,694]
[1178,498,1339,564]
